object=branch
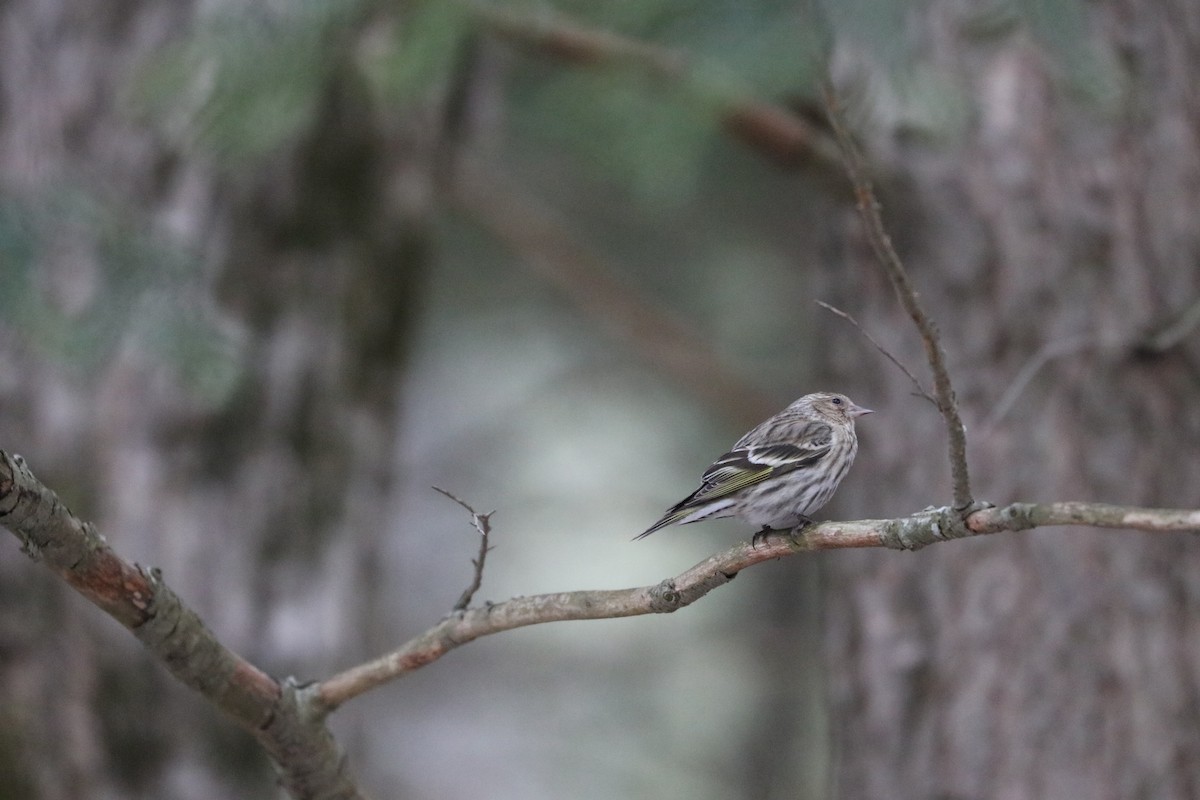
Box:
[466,2,841,170]
[314,500,1200,711]
[0,450,365,800]
[432,486,494,612]
[822,86,974,510]
[7,447,1200,760]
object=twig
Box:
[1136,297,1200,354]
[822,86,974,510]
[432,486,494,611]
[314,498,1200,711]
[816,300,936,406]
[985,298,1200,431]
[983,334,1094,430]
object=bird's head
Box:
[797,392,874,424]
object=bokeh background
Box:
[2,1,1200,798]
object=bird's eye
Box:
[831,397,843,405]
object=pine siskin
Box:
[637,392,872,540]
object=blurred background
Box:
[2,1,1200,798]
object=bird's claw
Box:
[751,526,775,548]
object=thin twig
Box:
[1137,297,1200,354]
[822,86,974,510]
[816,300,936,406]
[433,486,495,611]
[983,334,1094,431]
[985,298,1200,431]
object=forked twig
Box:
[822,86,974,510]
[816,300,937,406]
[432,486,495,611]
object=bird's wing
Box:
[689,439,831,504]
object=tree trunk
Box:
[820,2,1200,797]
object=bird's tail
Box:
[634,498,735,540]
[633,514,676,540]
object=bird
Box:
[637,392,872,542]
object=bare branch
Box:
[432,486,494,611]
[466,2,840,170]
[7,447,1200,769]
[315,499,1200,711]
[816,300,936,405]
[822,86,974,510]
[0,450,366,800]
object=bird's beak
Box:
[848,403,874,418]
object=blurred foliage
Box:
[0,190,240,404]
[134,0,364,160]
[960,0,1126,108]
[358,2,473,105]
[6,0,1122,409]
[134,0,476,161]
[509,71,717,207]
[128,0,1118,205]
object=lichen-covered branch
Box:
[316,500,1200,710]
[0,450,364,800]
[822,87,974,510]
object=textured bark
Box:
[820,2,1200,798]
[0,0,435,795]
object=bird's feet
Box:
[751,526,776,548]
[751,516,815,548]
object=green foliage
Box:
[510,69,717,207]
[0,190,240,404]
[1013,0,1126,108]
[818,0,916,70]
[135,0,476,161]
[358,2,473,105]
[505,0,828,208]
[134,1,364,160]
[0,191,137,369]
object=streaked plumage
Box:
[637,392,872,540]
